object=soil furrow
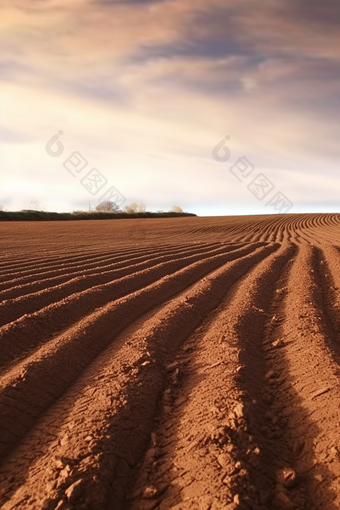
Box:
[0,244,276,465]
[254,244,340,509]
[0,243,260,368]
[0,247,119,273]
[0,242,220,283]
[0,247,151,281]
[0,243,240,327]
[126,242,293,510]
[0,243,222,298]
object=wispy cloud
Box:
[1,0,340,213]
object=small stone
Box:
[314,473,323,484]
[165,362,178,373]
[55,501,66,510]
[65,479,84,503]
[59,468,70,479]
[55,458,64,469]
[330,446,339,458]
[171,368,180,385]
[233,494,240,504]
[234,403,244,419]
[142,485,158,499]
[217,453,231,470]
[265,370,275,379]
[222,475,231,486]
[85,436,93,442]
[228,419,237,430]
[228,411,236,420]
[276,468,298,488]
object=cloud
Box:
[280,0,340,29]
[1,0,340,214]
[95,0,172,5]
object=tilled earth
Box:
[1,214,340,509]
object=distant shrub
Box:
[0,210,197,221]
[170,205,184,213]
[95,200,120,212]
[123,201,146,213]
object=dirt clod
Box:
[65,479,84,502]
[276,468,298,488]
[142,485,158,499]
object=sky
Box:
[1,0,340,215]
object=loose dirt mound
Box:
[1,213,340,510]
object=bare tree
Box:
[170,205,183,213]
[123,201,146,213]
[26,200,42,210]
[95,200,120,212]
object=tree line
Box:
[90,201,184,214]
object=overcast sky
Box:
[1,0,340,215]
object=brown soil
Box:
[0,213,340,509]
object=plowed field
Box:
[1,214,340,510]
